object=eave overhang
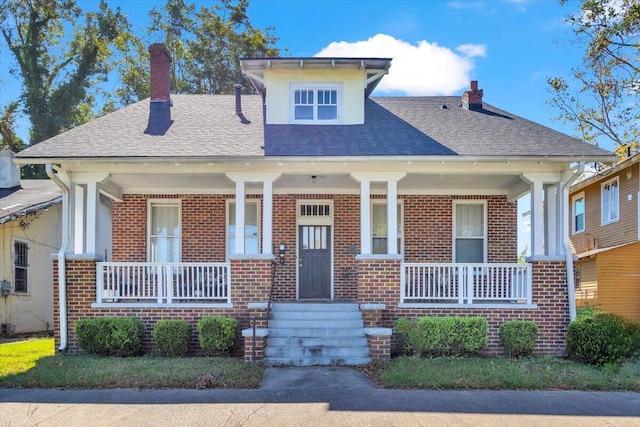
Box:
[240,57,392,98]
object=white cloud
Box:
[315,34,487,96]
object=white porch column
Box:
[235,179,246,254]
[530,180,544,257]
[545,184,558,256]
[360,180,371,255]
[556,182,567,255]
[73,184,85,254]
[387,180,398,255]
[86,180,99,255]
[262,179,273,255]
[351,172,405,256]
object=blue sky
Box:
[1,0,591,254]
[1,0,591,149]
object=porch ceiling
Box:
[106,172,524,195]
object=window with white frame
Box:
[453,201,487,263]
[572,192,585,234]
[601,177,619,225]
[13,239,28,293]
[148,201,181,263]
[291,83,341,124]
[371,201,403,254]
[227,200,260,256]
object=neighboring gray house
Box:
[1,149,62,336]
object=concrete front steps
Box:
[265,302,371,367]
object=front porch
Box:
[93,261,533,308]
[50,164,576,361]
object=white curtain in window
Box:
[150,204,180,262]
[456,204,483,237]
[455,203,484,263]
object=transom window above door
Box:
[291,83,341,124]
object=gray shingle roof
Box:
[16,94,613,160]
[0,180,62,224]
[17,95,265,159]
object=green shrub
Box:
[623,318,640,358]
[75,317,144,357]
[197,317,237,354]
[499,320,539,358]
[566,314,632,365]
[152,319,191,356]
[393,316,488,356]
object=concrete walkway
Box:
[1,367,639,426]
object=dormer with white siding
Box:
[241,58,392,125]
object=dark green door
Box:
[299,225,331,299]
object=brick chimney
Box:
[462,80,483,111]
[148,43,172,103]
[0,149,21,191]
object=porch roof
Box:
[15,94,615,164]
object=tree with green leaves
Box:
[115,0,280,105]
[547,0,639,158]
[0,0,134,147]
[0,102,24,152]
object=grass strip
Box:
[375,356,640,391]
[1,338,263,389]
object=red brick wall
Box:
[272,195,297,300]
[112,193,516,299]
[357,259,569,355]
[333,195,360,300]
[54,257,271,354]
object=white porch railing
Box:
[401,263,532,305]
[96,262,231,304]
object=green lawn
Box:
[373,356,640,391]
[3,338,640,391]
[0,338,263,389]
[0,338,55,377]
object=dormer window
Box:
[291,83,341,124]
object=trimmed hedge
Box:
[566,314,632,365]
[152,319,191,357]
[75,317,144,357]
[499,320,538,358]
[394,316,488,356]
[197,317,237,354]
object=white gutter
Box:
[46,164,70,351]
[562,161,585,322]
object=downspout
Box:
[561,161,584,322]
[46,164,70,351]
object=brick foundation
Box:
[357,258,570,356]
[54,257,272,354]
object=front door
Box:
[299,225,331,299]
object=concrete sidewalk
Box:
[1,367,639,426]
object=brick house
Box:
[570,153,640,321]
[15,44,615,365]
